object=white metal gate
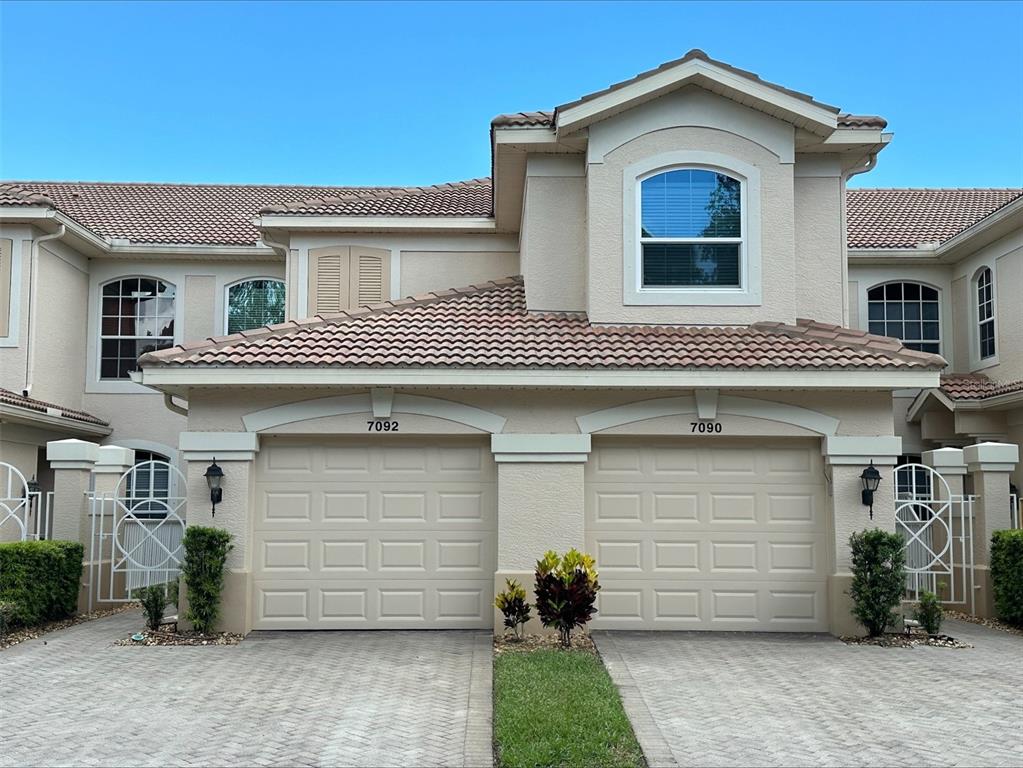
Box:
[893,463,975,613]
[89,460,186,609]
[0,461,52,541]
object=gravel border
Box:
[0,603,139,651]
[493,632,596,654]
[840,633,972,648]
[946,610,1023,637]
[115,628,243,646]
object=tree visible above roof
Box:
[847,188,1023,248]
[140,277,945,372]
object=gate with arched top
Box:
[893,462,975,614]
[0,461,50,541]
[90,460,186,609]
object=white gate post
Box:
[964,441,1019,618]
[90,446,136,607]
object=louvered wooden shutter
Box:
[351,247,389,308]
[308,247,350,314]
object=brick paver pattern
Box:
[0,611,492,768]
[594,619,1023,767]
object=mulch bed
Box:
[116,628,243,646]
[841,632,972,649]
[0,603,140,651]
[494,632,596,655]
[946,610,1023,637]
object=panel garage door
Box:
[586,438,829,631]
[253,437,496,629]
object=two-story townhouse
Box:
[1,50,1019,636]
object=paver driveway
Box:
[595,619,1023,767]
[0,610,492,768]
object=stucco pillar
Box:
[46,439,99,544]
[922,447,967,607]
[179,432,260,635]
[964,441,1019,618]
[822,435,902,636]
[491,434,590,635]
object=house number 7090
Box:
[690,421,722,433]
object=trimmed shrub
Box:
[494,578,532,639]
[181,527,232,634]
[914,590,943,635]
[134,584,173,632]
[534,549,600,647]
[991,529,1023,625]
[849,529,906,637]
[0,540,84,630]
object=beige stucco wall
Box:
[520,157,587,312]
[793,170,844,325]
[585,116,796,325]
[400,251,519,297]
[183,275,217,340]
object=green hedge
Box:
[0,540,84,631]
[991,529,1023,625]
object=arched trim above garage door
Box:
[576,394,839,436]
[241,392,507,434]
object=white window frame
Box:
[973,266,997,365]
[97,275,178,384]
[223,276,286,335]
[623,150,762,306]
[865,280,943,356]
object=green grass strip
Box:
[493,649,646,768]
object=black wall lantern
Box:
[860,460,882,519]
[204,459,224,516]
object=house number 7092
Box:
[690,421,722,433]
[367,420,400,432]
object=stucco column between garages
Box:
[491,434,591,635]
[178,432,260,635]
[964,442,1019,618]
[822,435,902,637]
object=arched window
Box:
[975,267,996,359]
[866,282,940,354]
[100,277,175,380]
[226,278,285,334]
[639,168,742,288]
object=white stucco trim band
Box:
[139,368,941,391]
[179,432,260,462]
[491,434,592,463]
[822,435,903,466]
[240,393,507,434]
[576,394,840,435]
[258,215,497,232]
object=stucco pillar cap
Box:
[46,438,100,469]
[963,441,1019,473]
[491,434,591,463]
[180,432,260,462]
[92,445,137,474]
[921,447,967,475]
[822,435,902,466]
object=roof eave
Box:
[0,404,112,437]
[554,59,839,137]
[934,196,1023,262]
[256,215,497,233]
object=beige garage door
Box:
[252,437,496,629]
[586,438,829,632]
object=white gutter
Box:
[24,225,65,396]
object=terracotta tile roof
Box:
[0,184,56,207]
[491,109,884,129]
[0,388,109,427]
[0,181,394,245]
[259,179,493,217]
[141,277,945,372]
[939,374,1023,401]
[847,188,1023,249]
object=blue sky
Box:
[2,1,1021,188]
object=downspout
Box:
[839,152,878,327]
[260,232,292,318]
[163,393,189,417]
[23,225,66,396]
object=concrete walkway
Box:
[595,619,1023,767]
[0,609,492,767]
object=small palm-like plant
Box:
[534,549,600,647]
[914,590,943,635]
[494,578,532,640]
